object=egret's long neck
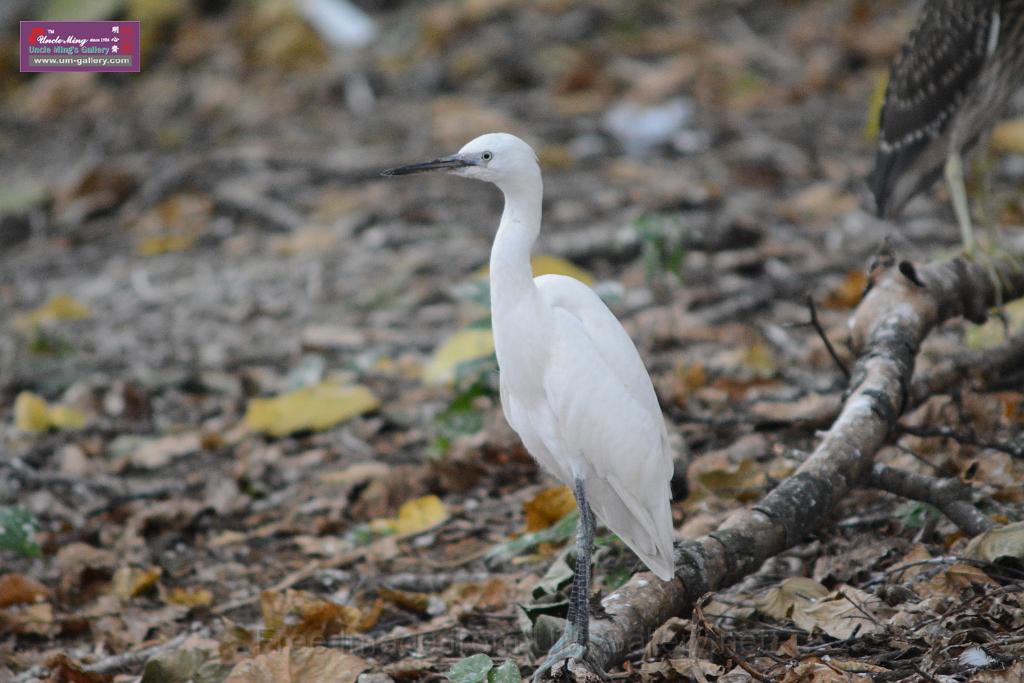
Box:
[489,172,543,313]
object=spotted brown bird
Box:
[869,0,1024,251]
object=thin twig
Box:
[694,595,773,682]
[805,296,850,379]
[899,424,1024,459]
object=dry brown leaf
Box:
[691,456,766,502]
[972,661,1024,682]
[888,543,934,583]
[0,573,51,607]
[57,542,117,600]
[1,602,54,636]
[166,586,214,609]
[129,432,202,469]
[259,590,375,650]
[963,521,1024,563]
[319,461,390,486]
[798,586,889,639]
[674,361,708,402]
[378,586,433,614]
[777,634,799,657]
[111,565,163,600]
[471,578,510,611]
[823,271,868,309]
[755,577,829,622]
[523,485,575,532]
[778,656,873,683]
[750,393,841,427]
[44,652,112,683]
[667,657,725,681]
[991,118,1024,154]
[917,561,997,599]
[778,182,859,224]
[226,646,368,683]
[758,580,889,640]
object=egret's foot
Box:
[530,640,585,683]
[531,625,608,682]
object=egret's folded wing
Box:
[535,275,666,432]
[542,305,675,580]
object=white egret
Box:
[383,133,676,679]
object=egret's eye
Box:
[481,151,493,162]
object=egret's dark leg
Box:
[571,476,595,646]
[531,477,601,682]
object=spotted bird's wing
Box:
[870,0,997,216]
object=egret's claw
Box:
[530,641,585,683]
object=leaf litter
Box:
[1,0,1024,681]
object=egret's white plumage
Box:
[384,132,676,676]
[453,132,676,580]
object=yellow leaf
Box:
[136,233,197,256]
[992,118,1024,154]
[47,405,86,430]
[166,586,214,608]
[523,486,575,532]
[16,294,90,330]
[14,392,51,433]
[111,565,162,600]
[14,392,87,433]
[965,299,1024,350]
[864,70,888,142]
[529,255,594,285]
[371,495,449,537]
[423,328,495,385]
[742,342,777,375]
[244,383,380,437]
[476,254,594,286]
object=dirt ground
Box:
[2,1,1024,681]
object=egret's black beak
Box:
[381,154,469,176]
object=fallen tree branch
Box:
[562,249,1024,674]
[909,331,1024,405]
[862,462,994,537]
[898,424,1024,459]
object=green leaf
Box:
[140,648,206,683]
[446,654,494,683]
[896,501,937,529]
[433,371,498,457]
[0,506,41,558]
[485,509,578,565]
[531,550,576,600]
[488,660,520,683]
